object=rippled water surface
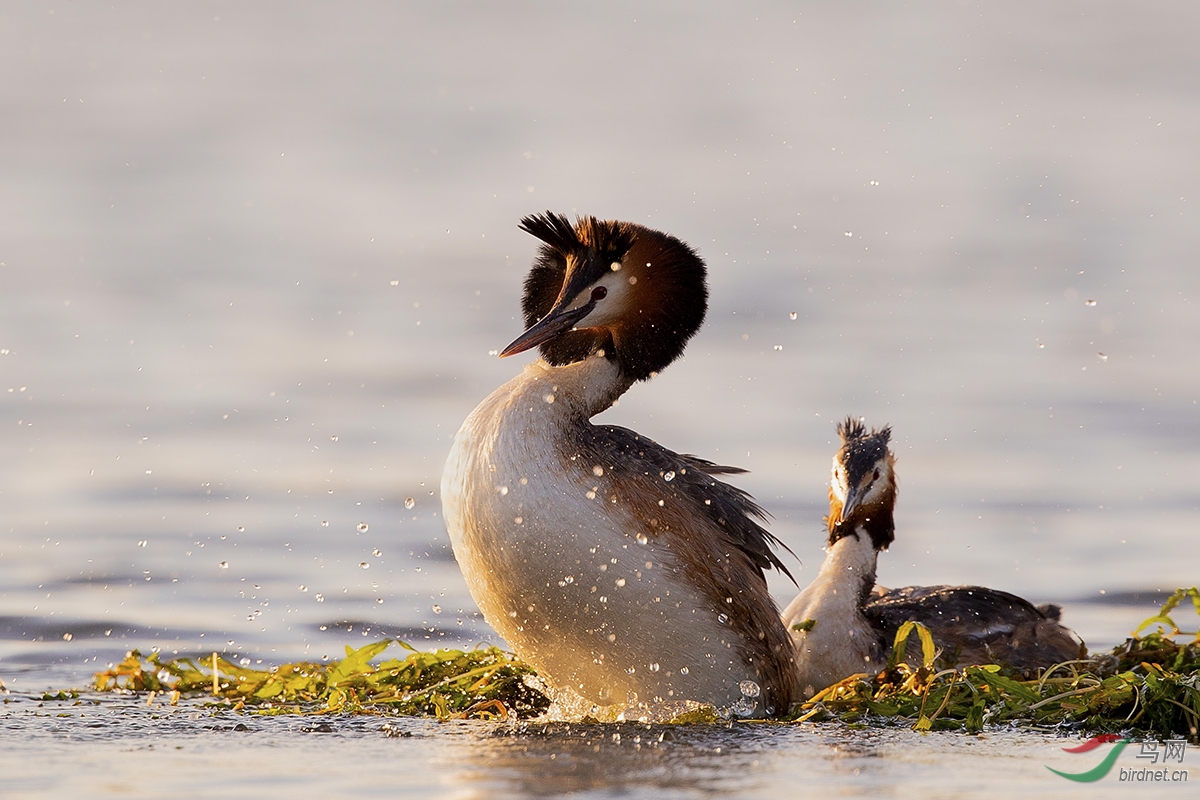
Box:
[2,1,1198,796]
[5,696,1188,800]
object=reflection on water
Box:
[3,693,1166,799]
[455,722,782,798]
[1,1,1199,795]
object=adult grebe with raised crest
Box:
[442,212,797,718]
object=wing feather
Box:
[580,424,795,584]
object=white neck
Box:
[782,528,881,697]
[529,353,632,420]
[784,530,877,625]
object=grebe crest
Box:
[503,211,708,383]
[828,417,896,552]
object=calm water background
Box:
[1,2,1198,797]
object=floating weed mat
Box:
[790,587,1200,742]
[93,640,550,720]
[90,588,1199,736]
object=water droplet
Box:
[649,662,660,672]
[1085,299,1097,306]
[404,498,415,510]
[680,666,689,675]
[1037,342,1045,349]
[299,584,307,592]
[615,578,626,587]
[789,312,798,320]
[330,435,338,441]
[626,666,636,674]
[63,632,73,641]
[137,540,147,548]
[321,520,329,527]
[240,657,252,667]
[359,562,369,569]
[372,548,382,557]
[718,613,728,624]
[236,526,244,533]
[739,680,761,698]
[636,533,649,545]
[1097,352,1108,361]
[376,598,384,604]
[315,593,324,602]
[431,604,442,614]
[218,561,229,569]
[844,231,853,237]
[564,575,574,584]
[663,470,675,482]
[773,344,783,351]
[592,465,604,477]
[543,393,555,404]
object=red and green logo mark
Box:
[1047,735,1130,782]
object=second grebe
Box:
[784,418,1082,697]
[442,212,797,718]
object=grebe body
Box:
[443,213,797,717]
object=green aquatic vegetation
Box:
[89,588,1200,738]
[93,640,550,720]
[791,587,1200,741]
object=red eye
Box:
[591,286,608,301]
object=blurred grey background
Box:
[2,2,1197,686]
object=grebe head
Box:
[828,417,896,550]
[498,211,708,382]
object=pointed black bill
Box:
[498,301,594,358]
[838,485,862,524]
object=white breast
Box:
[441,357,764,718]
[783,530,881,698]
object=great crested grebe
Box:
[442,212,797,718]
[784,418,1082,697]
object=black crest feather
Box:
[836,416,892,480]
[518,211,582,255]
